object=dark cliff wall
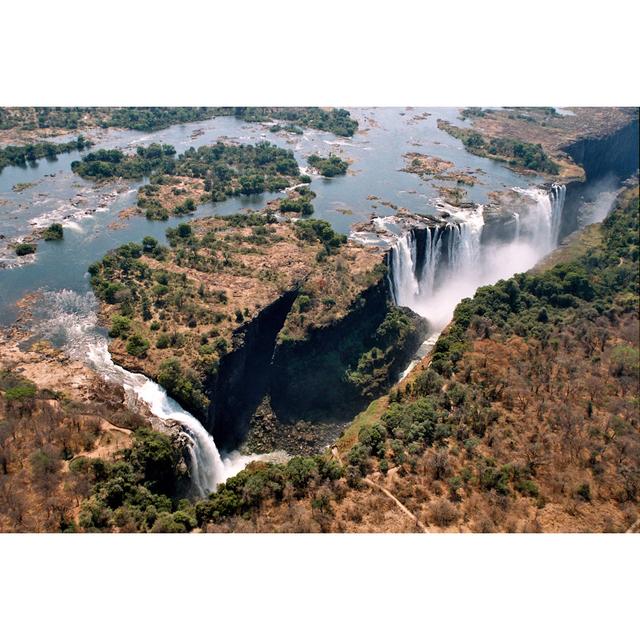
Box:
[208,289,298,452]
[562,116,639,182]
[208,274,427,452]
[269,278,427,425]
[560,115,639,237]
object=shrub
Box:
[429,498,458,527]
[109,315,131,338]
[15,243,36,256]
[126,334,150,358]
[42,223,64,241]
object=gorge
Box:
[0,106,638,531]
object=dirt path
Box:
[626,518,640,534]
[332,447,428,533]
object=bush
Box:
[429,498,458,527]
[126,334,150,358]
[576,483,592,501]
[15,243,36,256]
[109,315,131,338]
[4,383,37,401]
[42,223,64,241]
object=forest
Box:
[0,106,359,136]
[72,141,300,213]
[0,135,92,172]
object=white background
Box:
[1,1,638,638]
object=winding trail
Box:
[332,447,428,532]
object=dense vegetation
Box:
[196,181,639,532]
[307,153,349,177]
[0,107,106,131]
[8,183,636,532]
[0,136,92,172]
[0,106,358,136]
[71,144,176,180]
[105,107,223,131]
[234,107,358,137]
[174,141,299,200]
[438,120,560,174]
[72,140,300,219]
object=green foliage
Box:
[234,107,358,137]
[42,223,64,241]
[15,243,36,256]
[307,153,348,177]
[294,219,346,255]
[126,334,150,358]
[106,107,222,131]
[4,382,37,402]
[71,143,176,180]
[157,358,208,417]
[77,428,188,532]
[438,120,559,174]
[0,135,92,172]
[109,314,131,338]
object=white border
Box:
[1,2,638,637]
[1,534,638,638]
[2,1,639,106]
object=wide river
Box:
[0,107,540,326]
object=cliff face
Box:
[209,273,428,452]
[208,289,298,451]
[560,115,639,237]
[562,116,639,182]
[478,113,639,247]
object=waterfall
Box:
[29,289,255,497]
[386,205,485,326]
[514,184,566,253]
[550,183,566,246]
[390,231,420,306]
[513,212,521,241]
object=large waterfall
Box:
[387,185,565,330]
[387,206,484,325]
[30,289,257,497]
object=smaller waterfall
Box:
[514,183,566,253]
[390,231,420,307]
[549,183,566,247]
[28,289,258,497]
[512,212,521,241]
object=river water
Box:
[0,108,539,325]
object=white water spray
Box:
[385,185,565,332]
[514,183,566,253]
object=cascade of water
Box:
[421,226,443,298]
[30,289,254,497]
[386,205,485,318]
[550,183,566,247]
[514,185,566,253]
[513,212,521,241]
[389,230,420,307]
